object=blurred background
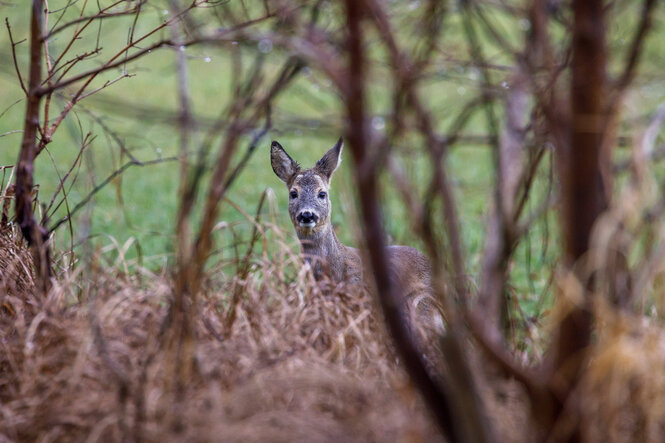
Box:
[2,0,543,271]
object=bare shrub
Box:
[4,0,665,441]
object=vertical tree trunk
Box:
[478,72,528,332]
[565,0,609,261]
[342,1,494,441]
[167,2,194,431]
[16,0,51,293]
[547,0,608,439]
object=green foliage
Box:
[1,0,664,325]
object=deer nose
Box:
[297,211,318,224]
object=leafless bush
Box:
[4,0,665,441]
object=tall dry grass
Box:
[4,180,665,442]
[0,205,446,442]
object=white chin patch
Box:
[299,221,316,229]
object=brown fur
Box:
[270,139,432,302]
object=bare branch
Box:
[5,18,28,95]
[342,2,495,442]
[465,309,544,391]
[15,0,51,292]
[42,133,93,223]
[223,190,268,335]
[75,105,140,164]
[48,156,178,234]
[1,130,24,138]
[48,1,127,73]
[612,0,658,100]
[46,0,140,39]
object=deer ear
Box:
[315,137,343,180]
[271,141,299,183]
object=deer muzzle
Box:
[297,210,319,228]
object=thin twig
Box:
[5,18,28,95]
[48,156,178,234]
[47,1,139,38]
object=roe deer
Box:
[270,138,432,302]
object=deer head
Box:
[271,138,343,238]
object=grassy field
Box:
[1,1,665,317]
[0,3,490,260]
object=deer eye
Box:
[289,190,298,199]
[318,191,327,199]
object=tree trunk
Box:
[15,0,51,293]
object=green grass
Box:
[2,1,665,322]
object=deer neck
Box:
[297,224,345,275]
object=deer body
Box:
[270,138,432,299]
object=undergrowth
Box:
[0,221,446,442]
[3,195,665,442]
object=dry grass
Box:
[4,201,665,442]
[0,225,34,297]
[581,302,665,442]
[0,222,445,442]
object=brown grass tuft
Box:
[7,212,665,442]
[0,224,34,298]
[0,224,444,442]
[581,302,665,443]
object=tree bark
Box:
[342,1,494,441]
[546,0,608,439]
[15,0,51,293]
